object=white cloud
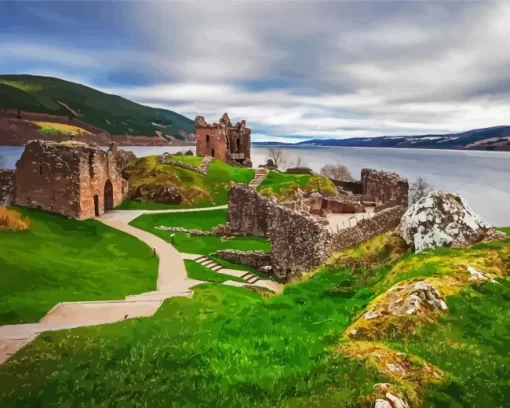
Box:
[4,0,510,140]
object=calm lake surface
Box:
[1,145,509,226]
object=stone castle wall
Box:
[332,206,406,250]
[227,185,332,280]
[227,185,406,281]
[361,168,409,207]
[15,140,124,219]
[0,170,15,206]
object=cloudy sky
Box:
[1,1,510,142]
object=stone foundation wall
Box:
[0,169,15,206]
[212,249,272,270]
[228,185,332,280]
[332,206,406,250]
[361,169,409,207]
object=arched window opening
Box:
[39,165,43,176]
[206,134,210,143]
[236,138,241,151]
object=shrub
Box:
[0,207,30,231]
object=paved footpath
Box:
[0,205,279,365]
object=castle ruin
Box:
[13,140,127,220]
[195,113,252,167]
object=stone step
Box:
[246,275,260,284]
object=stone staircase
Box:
[193,255,262,284]
[249,169,268,189]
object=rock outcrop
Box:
[398,191,505,252]
[348,279,448,340]
[131,185,182,205]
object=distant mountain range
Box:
[0,74,195,146]
[254,126,510,151]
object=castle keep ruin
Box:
[14,140,127,220]
[195,113,251,167]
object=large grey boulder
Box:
[398,191,505,252]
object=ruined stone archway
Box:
[104,180,114,212]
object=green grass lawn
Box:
[2,223,509,406]
[0,207,158,325]
[169,155,204,166]
[115,200,226,211]
[130,210,270,255]
[131,209,228,231]
[257,170,337,200]
[123,156,255,208]
[0,270,380,407]
[184,260,244,283]
[129,211,272,278]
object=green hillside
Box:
[119,155,255,209]
[0,74,194,139]
[1,231,509,406]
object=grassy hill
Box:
[1,230,509,406]
[0,74,194,139]
[118,155,255,209]
[257,170,337,201]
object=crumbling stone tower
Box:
[195,113,252,167]
[15,140,126,220]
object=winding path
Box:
[0,204,280,365]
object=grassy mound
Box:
[1,224,509,406]
[257,170,337,201]
[0,207,158,324]
[120,155,255,208]
[0,74,193,138]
